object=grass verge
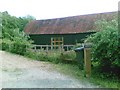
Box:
[52,62,120,88]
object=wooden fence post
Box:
[84,47,91,77]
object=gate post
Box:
[84,44,92,77]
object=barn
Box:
[24,12,116,49]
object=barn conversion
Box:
[24,12,116,47]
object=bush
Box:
[1,11,34,55]
[60,50,76,61]
[1,39,32,55]
[25,50,61,63]
[25,50,77,64]
[1,25,33,55]
[1,38,11,51]
[85,19,120,76]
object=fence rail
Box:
[32,45,75,51]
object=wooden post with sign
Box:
[84,44,91,77]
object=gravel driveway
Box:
[0,51,97,88]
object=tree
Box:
[18,15,35,31]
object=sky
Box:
[0,0,119,20]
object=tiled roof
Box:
[24,11,117,34]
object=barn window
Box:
[51,37,64,49]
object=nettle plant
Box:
[85,18,120,75]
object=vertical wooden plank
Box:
[46,45,48,52]
[34,46,36,51]
[51,38,53,50]
[84,48,91,77]
[62,37,64,45]
[40,45,42,50]
[62,44,63,50]
[58,37,60,46]
[67,46,68,51]
[54,38,56,49]
[62,37,64,50]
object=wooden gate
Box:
[51,37,64,49]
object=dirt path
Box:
[0,51,98,88]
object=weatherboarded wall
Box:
[29,32,95,45]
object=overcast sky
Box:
[0,0,119,20]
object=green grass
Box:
[52,63,98,86]
[53,63,84,79]
[89,74,119,88]
[52,62,120,88]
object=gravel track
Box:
[0,51,97,88]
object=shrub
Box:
[85,19,120,76]
[25,50,77,64]
[1,24,34,55]
[1,11,34,55]
[60,50,76,61]
[25,50,61,63]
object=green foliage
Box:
[60,51,76,61]
[1,11,34,55]
[0,12,2,38]
[54,62,119,88]
[1,38,12,51]
[25,50,76,64]
[2,37,33,55]
[85,19,120,76]
[2,11,35,33]
[25,50,61,63]
[18,15,35,31]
